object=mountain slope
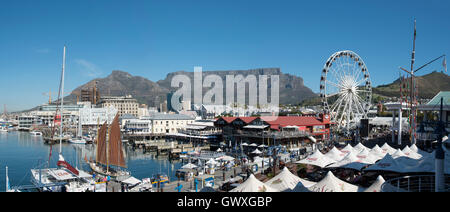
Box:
[373,71,450,99]
[65,68,317,107]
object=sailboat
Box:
[89,113,130,181]
[69,117,86,144]
[30,46,95,192]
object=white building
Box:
[79,105,118,126]
[142,113,195,134]
[98,95,139,117]
[123,119,152,134]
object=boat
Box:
[89,113,130,180]
[30,131,43,136]
[0,127,8,133]
[29,46,95,192]
[69,116,86,144]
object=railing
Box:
[381,175,450,192]
[233,130,310,138]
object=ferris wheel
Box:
[319,50,372,132]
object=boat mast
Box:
[59,45,66,157]
[106,124,110,174]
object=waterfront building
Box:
[123,119,152,134]
[142,113,195,134]
[214,114,331,150]
[18,116,42,131]
[98,95,139,117]
[79,105,118,127]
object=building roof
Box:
[144,113,195,120]
[427,91,450,106]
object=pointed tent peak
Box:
[376,175,385,182]
[364,175,386,192]
[357,148,371,156]
[231,174,279,192]
[290,182,311,192]
[381,143,396,154]
[340,144,355,154]
[282,166,290,172]
[402,145,412,153]
[391,149,407,158]
[409,144,419,152]
[354,142,368,151]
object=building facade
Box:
[98,95,139,117]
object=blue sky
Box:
[0,0,449,111]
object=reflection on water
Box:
[0,132,182,192]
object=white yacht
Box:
[0,127,8,133]
[69,137,86,144]
[31,167,95,192]
[30,131,43,136]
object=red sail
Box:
[57,160,79,176]
[108,114,126,168]
[96,121,108,166]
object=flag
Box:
[444,57,447,73]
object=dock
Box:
[130,140,210,158]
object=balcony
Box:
[381,175,450,192]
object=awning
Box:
[122,176,142,186]
[243,125,269,129]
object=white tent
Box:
[325,147,347,161]
[340,144,357,155]
[230,174,279,192]
[356,148,379,164]
[121,176,142,186]
[206,158,219,165]
[265,167,315,192]
[181,163,198,169]
[365,154,403,172]
[401,146,423,160]
[307,171,359,192]
[251,149,263,154]
[391,149,407,159]
[353,142,369,153]
[258,144,267,148]
[363,175,385,192]
[241,142,248,146]
[249,143,258,147]
[216,155,235,161]
[369,144,387,160]
[216,148,223,152]
[296,149,336,168]
[409,144,419,152]
[327,151,369,170]
[380,143,396,155]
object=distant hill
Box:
[65,68,318,107]
[373,71,450,99]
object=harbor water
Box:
[0,131,182,192]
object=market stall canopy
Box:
[325,147,347,162]
[249,143,258,147]
[307,171,360,192]
[206,158,219,165]
[121,176,142,186]
[353,142,369,153]
[401,146,423,160]
[356,148,379,164]
[369,144,387,160]
[363,175,385,192]
[216,155,235,161]
[258,144,267,148]
[340,144,357,155]
[365,154,403,172]
[265,167,315,192]
[181,163,198,169]
[391,149,407,159]
[296,149,336,168]
[241,142,249,146]
[216,148,223,152]
[327,151,369,170]
[381,143,396,155]
[230,174,279,192]
[251,149,263,154]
